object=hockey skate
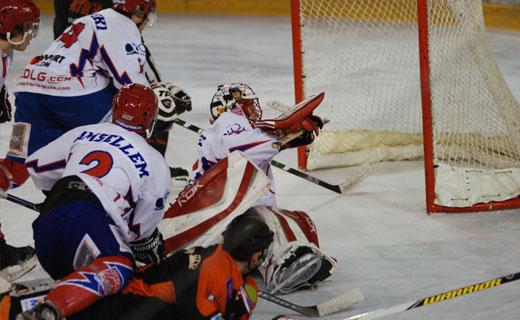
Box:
[0,239,37,284]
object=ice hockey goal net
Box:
[292,0,520,213]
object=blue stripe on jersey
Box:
[26,159,67,173]
[228,140,270,153]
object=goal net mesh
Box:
[298,0,520,175]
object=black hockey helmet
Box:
[222,210,274,263]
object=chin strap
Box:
[6,28,34,46]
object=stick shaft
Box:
[345,271,520,320]
[1,193,40,212]
[172,118,351,194]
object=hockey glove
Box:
[152,82,192,123]
[280,131,314,150]
[171,85,192,115]
[0,159,30,191]
[223,288,251,320]
[129,228,165,265]
[0,86,12,123]
[16,301,61,320]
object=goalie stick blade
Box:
[339,163,371,194]
[259,288,363,318]
[343,271,520,320]
[270,160,369,194]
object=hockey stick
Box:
[343,271,520,320]
[0,192,41,212]
[172,118,368,194]
[259,288,364,317]
[270,160,369,194]
[1,192,367,317]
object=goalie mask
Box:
[112,84,158,138]
[0,0,40,46]
[210,83,262,123]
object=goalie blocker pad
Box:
[159,151,271,254]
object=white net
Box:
[297,0,520,207]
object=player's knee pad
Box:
[46,255,133,317]
[262,242,336,295]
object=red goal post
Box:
[291,0,520,213]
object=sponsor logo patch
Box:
[125,43,146,55]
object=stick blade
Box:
[317,288,365,316]
[339,164,371,194]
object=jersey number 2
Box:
[79,151,113,178]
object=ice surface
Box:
[1,14,520,320]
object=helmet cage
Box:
[210,83,261,122]
[7,20,39,45]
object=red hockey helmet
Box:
[113,0,156,25]
[0,0,40,45]
[112,84,158,138]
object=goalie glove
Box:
[152,82,192,123]
[0,86,12,123]
[254,93,325,148]
[129,228,165,265]
[261,115,324,150]
[279,118,324,150]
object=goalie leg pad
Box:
[159,151,270,254]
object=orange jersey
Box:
[69,244,257,320]
[1,244,257,320]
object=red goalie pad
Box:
[159,152,271,254]
[254,92,325,137]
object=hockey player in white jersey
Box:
[193,83,324,206]
[0,0,159,193]
[0,0,40,280]
[161,84,336,295]
[17,84,171,320]
[51,0,193,180]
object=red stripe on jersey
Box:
[268,208,297,242]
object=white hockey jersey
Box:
[192,112,279,206]
[0,48,13,91]
[15,8,149,97]
[25,122,171,242]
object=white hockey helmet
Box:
[209,83,262,123]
